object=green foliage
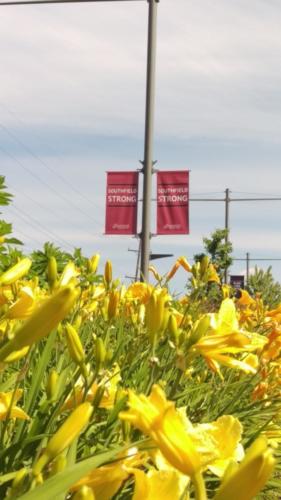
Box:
[195,228,233,280]
[0,176,13,208]
[30,242,72,284]
[247,266,281,308]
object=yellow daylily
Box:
[191,299,267,375]
[0,389,29,421]
[181,413,244,477]
[70,448,147,500]
[58,262,79,287]
[214,437,275,500]
[132,468,189,500]
[126,282,152,304]
[119,385,201,477]
[6,286,35,319]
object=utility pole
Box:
[246,252,250,285]
[140,0,159,282]
[224,187,230,284]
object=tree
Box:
[247,266,281,309]
[0,176,23,271]
[194,228,233,281]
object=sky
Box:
[0,0,281,292]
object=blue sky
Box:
[0,0,281,291]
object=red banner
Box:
[157,170,189,235]
[105,171,139,235]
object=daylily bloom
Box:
[6,286,35,319]
[191,299,267,375]
[0,389,29,421]
[180,412,244,477]
[125,282,152,304]
[70,448,147,500]
[214,437,275,500]
[58,262,79,287]
[132,468,189,500]
[119,385,201,477]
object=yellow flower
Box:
[0,285,78,362]
[33,402,93,476]
[119,385,201,477]
[126,282,152,303]
[192,299,267,375]
[6,286,35,319]
[71,448,147,500]
[181,413,244,477]
[214,437,275,500]
[59,262,79,287]
[0,389,29,420]
[132,468,189,500]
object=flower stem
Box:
[192,472,208,500]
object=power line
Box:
[9,205,75,250]
[0,0,142,5]
[0,143,102,228]
[10,184,96,236]
[0,114,101,211]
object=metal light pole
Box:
[140,0,159,282]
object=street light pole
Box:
[140,0,158,282]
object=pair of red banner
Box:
[105,170,189,235]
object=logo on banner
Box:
[157,170,189,235]
[105,172,139,235]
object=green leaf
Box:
[18,447,124,500]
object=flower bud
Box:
[47,256,57,291]
[87,254,100,274]
[65,323,85,366]
[46,369,58,401]
[33,402,93,476]
[178,256,192,272]
[107,290,120,320]
[104,260,112,286]
[145,290,167,345]
[167,314,179,344]
[95,337,106,368]
[0,258,32,286]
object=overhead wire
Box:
[9,205,75,251]
[0,138,102,228]
[0,108,101,210]
[10,184,94,234]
